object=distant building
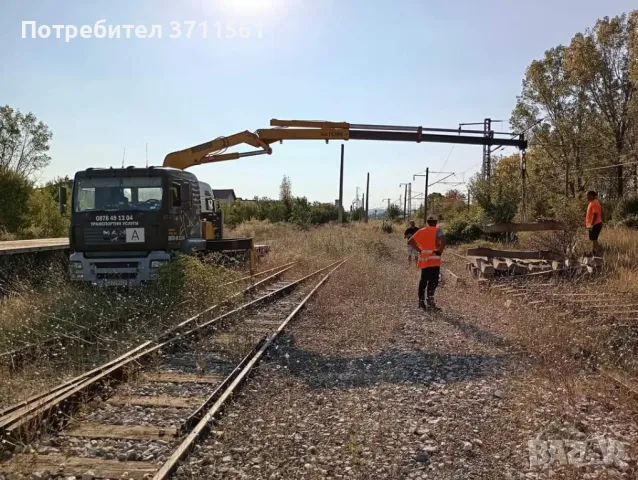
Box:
[212,189,237,204]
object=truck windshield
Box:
[74,176,163,212]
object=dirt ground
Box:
[176,245,638,480]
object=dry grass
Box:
[0,221,402,407]
[0,256,244,407]
[449,223,638,381]
[228,220,410,354]
[176,221,638,479]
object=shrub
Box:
[0,169,31,233]
[613,195,638,223]
[617,215,638,229]
[223,197,340,228]
[445,217,482,244]
[19,188,69,238]
[387,204,401,220]
[525,199,586,255]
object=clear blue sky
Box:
[2,0,635,210]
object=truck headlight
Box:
[70,261,83,270]
[150,260,168,269]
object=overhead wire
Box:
[432,145,456,183]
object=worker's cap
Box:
[426,214,438,222]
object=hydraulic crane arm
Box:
[163,119,527,170]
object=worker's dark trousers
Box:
[418,267,440,304]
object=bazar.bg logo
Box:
[528,437,630,470]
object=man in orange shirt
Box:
[586,190,603,256]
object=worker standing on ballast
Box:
[404,220,420,267]
[408,214,446,311]
[586,190,603,257]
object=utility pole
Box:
[458,118,505,183]
[365,172,370,223]
[361,193,365,221]
[483,118,492,182]
[400,183,408,221]
[413,169,459,221]
[381,198,391,217]
[467,186,471,212]
[338,144,344,224]
[413,168,429,220]
[423,169,428,219]
[520,150,528,221]
[408,182,412,220]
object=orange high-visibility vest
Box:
[411,226,441,269]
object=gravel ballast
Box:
[174,257,638,479]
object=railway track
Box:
[0,259,345,479]
[487,276,638,396]
[0,262,296,371]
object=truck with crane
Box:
[60,118,527,286]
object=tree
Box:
[469,155,521,223]
[0,168,32,234]
[566,13,637,197]
[427,192,444,216]
[443,189,467,214]
[511,46,595,198]
[279,175,292,220]
[511,12,638,200]
[279,175,292,201]
[0,105,53,178]
[386,204,401,220]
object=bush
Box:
[445,217,482,244]
[525,199,585,255]
[19,188,69,238]
[613,195,638,223]
[381,221,393,233]
[387,204,401,220]
[223,197,340,228]
[617,215,638,229]
[0,169,31,233]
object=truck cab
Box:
[66,167,206,286]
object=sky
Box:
[2,0,636,211]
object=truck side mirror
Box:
[59,186,67,214]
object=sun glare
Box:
[221,0,272,14]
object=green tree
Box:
[565,13,637,197]
[20,188,69,238]
[469,155,521,223]
[0,105,53,178]
[386,204,401,220]
[511,11,638,201]
[427,192,444,217]
[0,168,32,234]
[279,175,292,220]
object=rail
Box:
[0,259,342,444]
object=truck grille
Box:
[83,228,127,245]
[95,272,138,280]
[91,261,139,269]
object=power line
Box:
[432,145,456,183]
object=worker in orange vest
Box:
[408,214,446,310]
[586,190,603,256]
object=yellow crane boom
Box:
[163,119,527,170]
